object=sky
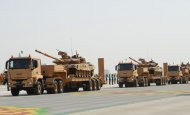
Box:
[0,0,190,73]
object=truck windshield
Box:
[9,59,31,69]
[118,64,133,71]
[168,66,180,71]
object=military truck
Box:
[115,61,138,88]
[164,63,188,84]
[129,57,166,86]
[6,51,105,96]
[6,56,67,96]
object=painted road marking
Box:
[70,90,190,97]
[0,106,47,115]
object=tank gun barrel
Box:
[129,57,142,65]
[35,50,64,63]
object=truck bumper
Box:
[118,77,135,83]
[9,78,34,90]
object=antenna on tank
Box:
[18,50,23,57]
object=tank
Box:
[129,57,166,86]
[35,50,95,78]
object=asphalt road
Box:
[1,84,190,115]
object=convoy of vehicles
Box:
[1,50,190,96]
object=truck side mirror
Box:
[5,61,8,69]
[115,65,118,71]
[32,60,38,69]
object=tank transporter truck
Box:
[164,63,189,84]
[129,57,166,86]
[115,60,138,88]
[35,50,105,92]
[5,51,105,96]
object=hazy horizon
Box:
[1,0,190,73]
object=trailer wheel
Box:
[145,78,148,87]
[52,81,58,94]
[72,87,79,92]
[47,89,51,94]
[182,77,188,84]
[58,81,63,93]
[148,82,151,86]
[179,77,183,84]
[186,77,189,84]
[133,79,138,87]
[96,80,101,90]
[139,78,145,87]
[119,82,123,88]
[156,80,161,86]
[92,79,96,91]
[34,81,42,95]
[168,80,171,84]
[11,88,19,96]
[85,80,93,91]
[26,89,34,95]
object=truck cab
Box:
[115,63,138,88]
[6,56,43,96]
[167,65,183,84]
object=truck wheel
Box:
[58,81,63,93]
[51,81,58,94]
[34,81,42,95]
[168,80,170,84]
[11,88,19,96]
[156,80,161,86]
[139,78,145,87]
[96,79,101,90]
[145,78,148,87]
[186,77,189,84]
[179,78,183,84]
[72,87,79,92]
[26,89,34,95]
[183,77,188,84]
[47,89,52,94]
[148,82,151,86]
[119,83,123,88]
[133,79,138,87]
